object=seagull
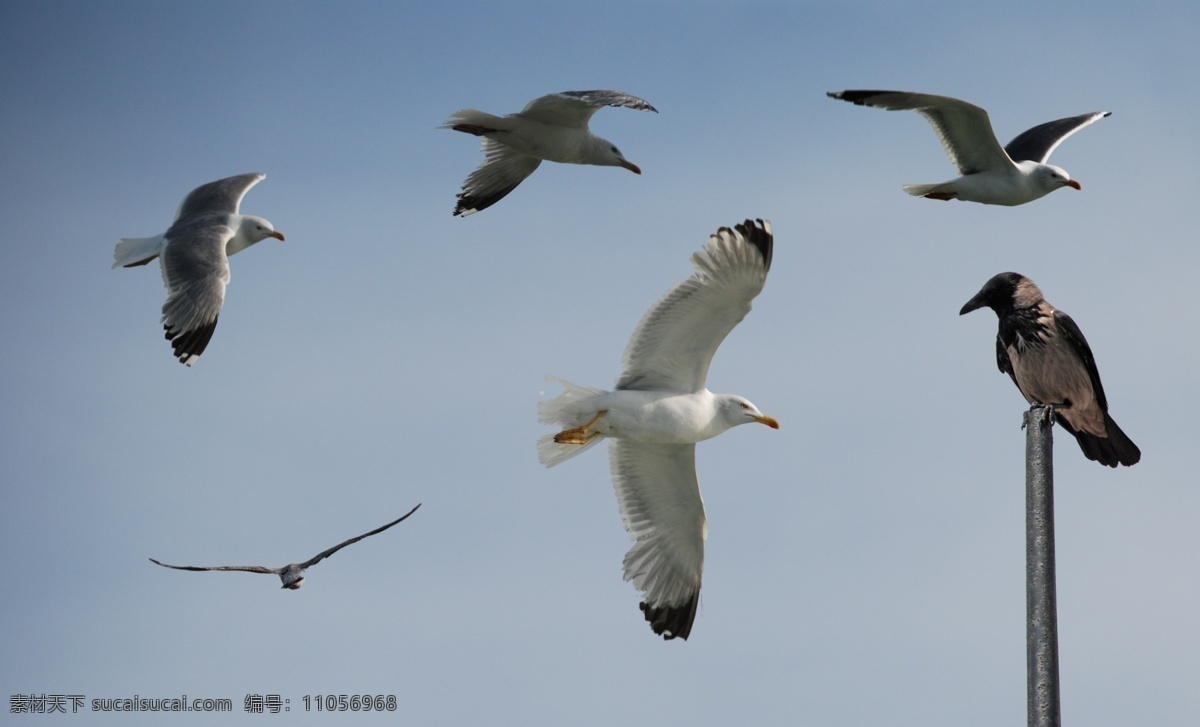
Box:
[960,273,1140,467]
[827,90,1110,206]
[149,504,421,589]
[113,173,285,365]
[538,219,779,640]
[440,90,657,216]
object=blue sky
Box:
[2,1,1198,724]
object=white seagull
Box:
[538,219,778,640]
[827,90,1110,206]
[440,90,657,216]
[113,173,285,365]
[149,504,421,590]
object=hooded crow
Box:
[960,272,1140,467]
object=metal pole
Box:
[1025,406,1061,727]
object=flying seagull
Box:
[149,504,421,589]
[827,90,1110,206]
[440,90,657,216]
[538,219,779,640]
[960,273,1139,467]
[113,173,285,365]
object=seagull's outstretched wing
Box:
[828,90,1013,175]
[453,138,543,216]
[173,173,265,222]
[149,558,279,576]
[1003,111,1111,163]
[159,221,232,365]
[519,90,658,127]
[616,219,772,393]
[610,441,703,641]
[299,504,422,569]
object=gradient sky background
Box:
[2,1,1198,724]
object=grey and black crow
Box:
[960,273,1140,467]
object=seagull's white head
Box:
[228,215,286,257]
[718,395,780,431]
[244,215,286,242]
[591,137,641,174]
[1033,163,1081,192]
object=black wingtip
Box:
[733,218,773,272]
[165,316,219,365]
[639,595,699,641]
[453,187,518,217]
[827,90,888,106]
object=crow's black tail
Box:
[1057,412,1140,467]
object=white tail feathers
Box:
[112,234,165,268]
[537,432,604,468]
[537,375,605,424]
[438,109,510,132]
[902,183,940,197]
[537,375,607,468]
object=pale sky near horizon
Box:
[2,1,1199,724]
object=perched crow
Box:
[960,272,1140,467]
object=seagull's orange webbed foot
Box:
[554,410,607,445]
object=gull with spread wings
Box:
[441,90,657,216]
[538,220,778,640]
[828,90,1109,206]
[113,173,285,365]
[149,505,421,589]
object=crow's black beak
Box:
[959,293,987,316]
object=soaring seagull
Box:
[960,273,1140,467]
[441,90,657,216]
[113,173,285,365]
[149,504,421,589]
[538,219,779,640]
[827,90,1110,206]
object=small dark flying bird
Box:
[149,504,421,589]
[960,273,1139,467]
